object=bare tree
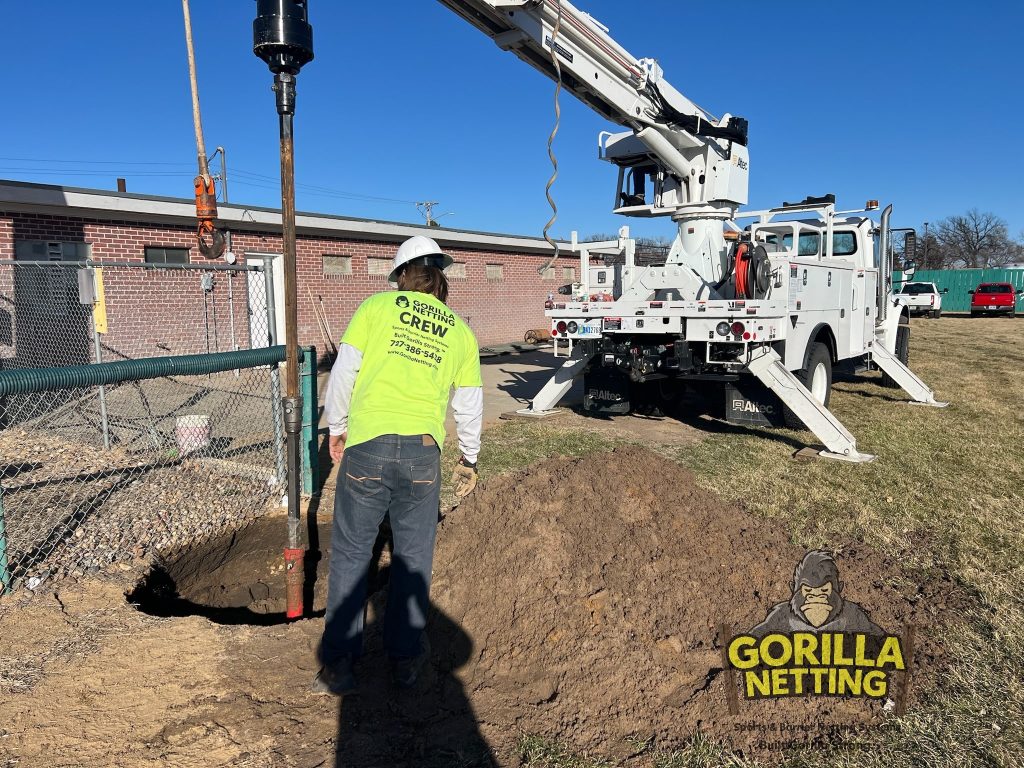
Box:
[912,230,945,271]
[583,232,673,266]
[933,209,1017,268]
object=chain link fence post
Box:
[300,345,319,496]
[262,256,287,490]
[0,483,11,595]
[86,266,112,451]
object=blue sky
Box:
[5,1,1023,242]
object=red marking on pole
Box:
[284,547,305,619]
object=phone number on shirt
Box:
[391,339,443,364]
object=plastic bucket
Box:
[175,415,211,455]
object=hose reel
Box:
[733,242,772,300]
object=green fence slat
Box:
[892,268,1024,312]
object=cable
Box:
[538,0,564,276]
[0,168,191,177]
[0,158,420,208]
[0,157,192,166]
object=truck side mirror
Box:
[942,288,948,294]
[968,290,975,294]
[901,259,917,280]
[903,232,917,261]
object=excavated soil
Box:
[432,447,959,760]
[1,447,963,766]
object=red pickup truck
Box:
[969,283,1021,317]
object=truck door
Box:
[863,270,877,351]
[850,271,866,355]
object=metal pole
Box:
[276,75,306,619]
[923,221,929,266]
[253,0,314,620]
[0,483,11,595]
[91,286,111,451]
[217,146,239,369]
[217,145,229,203]
[264,257,287,488]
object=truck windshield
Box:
[978,284,1012,293]
[901,284,934,295]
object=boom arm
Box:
[437,0,749,285]
[438,0,748,209]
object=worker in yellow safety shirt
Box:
[312,235,482,695]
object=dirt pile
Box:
[430,446,956,758]
[2,447,963,766]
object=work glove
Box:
[452,457,478,499]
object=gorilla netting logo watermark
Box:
[722,550,914,712]
[395,295,410,309]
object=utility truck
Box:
[439,0,947,461]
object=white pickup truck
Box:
[898,281,947,318]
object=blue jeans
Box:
[320,434,441,664]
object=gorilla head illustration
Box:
[790,550,843,628]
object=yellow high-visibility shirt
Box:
[341,291,481,450]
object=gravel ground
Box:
[1,427,280,592]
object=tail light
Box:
[566,321,579,334]
[731,321,745,336]
[556,321,568,335]
[930,295,935,306]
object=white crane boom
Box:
[437,0,749,284]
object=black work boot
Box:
[311,655,357,696]
[390,636,430,689]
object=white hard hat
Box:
[388,235,453,285]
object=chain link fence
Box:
[0,259,297,595]
[0,257,277,369]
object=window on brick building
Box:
[14,240,91,262]
[485,263,504,281]
[447,262,467,279]
[562,266,575,281]
[144,246,189,265]
[367,257,391,277]
[323,254,352,277]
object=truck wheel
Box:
[784,342,832,428]
[881,324,910,388]
[931,309,941,319]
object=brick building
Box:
[0,179,576,365]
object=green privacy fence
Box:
[892,268,1024,313]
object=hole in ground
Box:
[128,513,335,626]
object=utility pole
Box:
[416,201,440,226]
[253,0,314,621]
[206,145,227,202]
[923,221,930,267]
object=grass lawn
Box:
[452,316,1023,767]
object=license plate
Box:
[580,323,601,336]
[988,305,998,309]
